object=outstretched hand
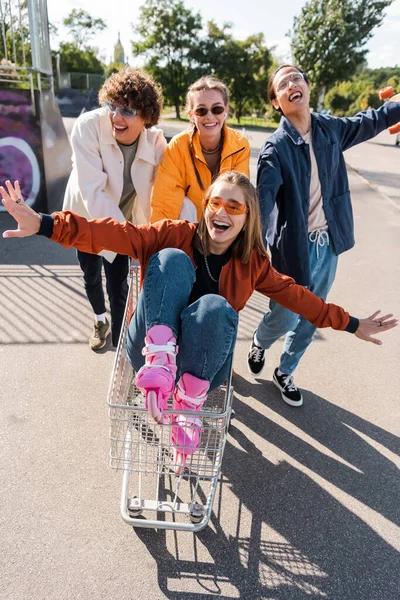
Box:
[355,310,398,345]
[0,180,42,238]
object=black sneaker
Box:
[273,368,303,407]
[247,330,265,376]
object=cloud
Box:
[386,0,400,17]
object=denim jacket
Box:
[257,102,400,285]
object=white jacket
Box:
[63,107,167,261]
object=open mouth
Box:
[203,122,218,128]
[212,220,230,232]
[113,125,128,134]
[289,91,302,102]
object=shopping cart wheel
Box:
[189,504,205,524]
[127,497,143,517]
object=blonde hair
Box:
[194,171,268,264]
[186,76,230,191]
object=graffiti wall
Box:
[0,88,47,212]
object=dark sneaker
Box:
[247,330,265,376]
[273,368,303,407]
[89,318,110,351]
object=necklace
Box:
[203,255,219,282]
[201,144,221,155]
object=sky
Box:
[47,0,400,70]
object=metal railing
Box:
[0,0,53,102]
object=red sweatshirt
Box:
[50,212,352,331]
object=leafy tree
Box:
[0,0,31,67]
[63,9,106,50]
[323,66,400,115]
[105,62,127,77]
[195,21,273,123]
[289,0,393,109]
[132,0,202,118]
[53,42,105,74]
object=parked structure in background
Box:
[114,32,125,64]
[0,0,71,213]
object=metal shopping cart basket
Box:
[107,263,234,531]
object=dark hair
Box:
[268,65,309,114]
[98,67,164,128]
[194,171,268,264]
[186,76,230,191]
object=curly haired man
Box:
[63,68,167,350]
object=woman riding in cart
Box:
[1,173,397,472]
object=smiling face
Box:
[205,181,248,254]
[188,89,227,145]
[271,67,310,117]
[108,105,146,145]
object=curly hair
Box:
[98,67,164,128]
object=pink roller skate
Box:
[171,374,210,474]
[135,325,178,423]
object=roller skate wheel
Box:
[189,504,204,524]
[147,390,162,423]
[379,86,393,100]
[388,123,400,135]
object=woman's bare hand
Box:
[355,310,398,345]
[1,180,42,238]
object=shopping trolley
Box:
[107,263,234,531]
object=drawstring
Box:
[309,229,329,258]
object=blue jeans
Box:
[256,230,338,374]
[126,249,238,391]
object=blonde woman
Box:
[150,76,250,222]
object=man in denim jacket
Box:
[248,64,400,407]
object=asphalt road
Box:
[1,118,399,600]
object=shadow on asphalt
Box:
[132,373,399,600]
[1,213,76,265]
[0,213,107,345]
[2,212,398,598]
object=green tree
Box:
[289,0,393,109]
[53,42,105,74]
[195,21,273,123]
[323,67,400,115]
[0,0,31,67]
[63,9,107,50]
[105,62,127,77]
[132,0,202,118]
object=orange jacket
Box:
[150,126,250,222]
[51,213,351,331]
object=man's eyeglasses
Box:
[275,72,305,93]
[193,106,225,117]
[104,101,138,119]
[203,197,249,215]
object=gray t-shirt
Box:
[117,139,138,221]
[302,130,327,232]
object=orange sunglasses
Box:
[203,197,249,215]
